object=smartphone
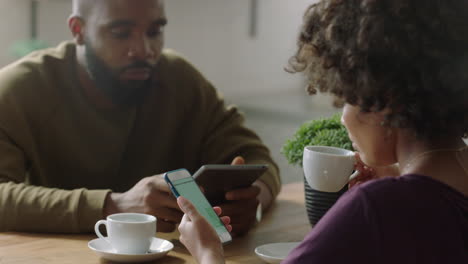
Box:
[164,168,232,244]
[193,164,268,204]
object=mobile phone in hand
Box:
[164,169,232,244]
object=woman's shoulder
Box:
[351,174,468,212]
[359,174,465,196]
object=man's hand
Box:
[217,156,271,236]
[103,175,183,232]
[220,185,260,236]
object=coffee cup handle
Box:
[348,170,360,181]
[94,220,110,244]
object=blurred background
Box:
[0,0,340,184]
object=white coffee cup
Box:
[94,213,157,254]
[303,146,359,192]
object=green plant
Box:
[281,113,353,167]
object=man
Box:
[0,0,280,234]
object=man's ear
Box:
[68,17,85,45]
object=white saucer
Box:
[88,237,174,263]
[254,242,301,264]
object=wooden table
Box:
[0,182,311,264]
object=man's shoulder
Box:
[0,42,74,126]
[1,41,73,73]
[156,49,215,97]
[158,49,203,77]
[160,49,190,65]
[0,41,74,95]
[19,41,73,65]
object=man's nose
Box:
[128,36,155,60]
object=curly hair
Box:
[288,0,468,140]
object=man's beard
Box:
[84,43,155,106]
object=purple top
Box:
[283,174,468,264]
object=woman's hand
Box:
[177,196,232,264]
[349,153,400,188]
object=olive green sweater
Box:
[0,42,280,233]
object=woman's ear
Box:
[68,17,85,45]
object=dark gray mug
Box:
[303,175,348,226]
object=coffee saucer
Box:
[88,237,174,263]
[254,242,300,264]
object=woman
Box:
[177,0,468,263]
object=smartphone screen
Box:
[164,169,232,244]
